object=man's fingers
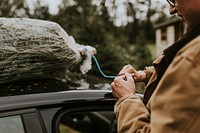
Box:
[125,73,134,81]
[119,64,136,75]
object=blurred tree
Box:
[131,32,152,70]
[123,0,156,43]
[144,0,155,41]
[27,0,51,20]
[0,0,30,17]
[124,1,139,43]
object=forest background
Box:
[0,0,170,80]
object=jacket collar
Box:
[163,25,200,64]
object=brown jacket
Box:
[114,35,200,133]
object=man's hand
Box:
[111,73,136,99]
[118,64,146,82]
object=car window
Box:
[58,111,117,133]
[0,115,25,133]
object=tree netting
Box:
[0,18,94,85]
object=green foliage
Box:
[130,33,153,70]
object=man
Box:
[111,0,200,132]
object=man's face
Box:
[169,0,200,29]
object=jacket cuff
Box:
[114,95,142,114]
[144,66,154,84]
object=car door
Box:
[38,91,117,133]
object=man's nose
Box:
[169,6,177,15]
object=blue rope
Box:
[91,54,117,79]
[84,48,117,79]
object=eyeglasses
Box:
[166,0,176,6]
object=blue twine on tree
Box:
[84,48,117,79]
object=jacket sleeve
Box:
[143,66,155,85]
[114,95,150,133]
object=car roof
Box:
[0,89,115,112]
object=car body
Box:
[0,79,143,133]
